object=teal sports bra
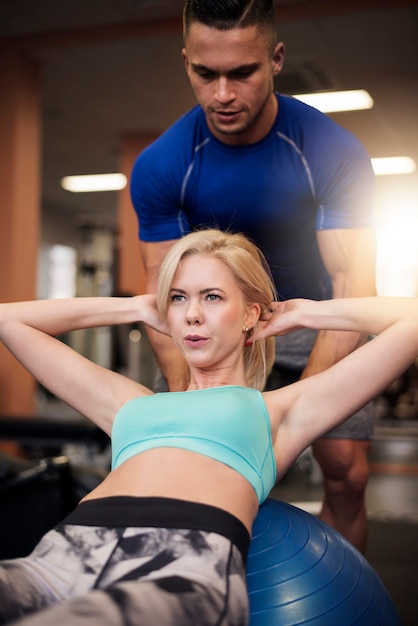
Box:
[111,386,276,504]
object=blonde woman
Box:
[0,229,417,626]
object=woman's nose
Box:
[186,302,202,325]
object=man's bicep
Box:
[317,228,377,298]
[140,240,179,293]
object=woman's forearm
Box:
[298,297,418,336]
[0,296,145,338]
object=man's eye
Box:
[196,70,215,80]
[233,70,254,79]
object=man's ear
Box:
[181,48,189,71]
[272,42,285,76]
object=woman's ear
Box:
[244,303,262,330]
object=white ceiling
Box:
[1,0,418,229]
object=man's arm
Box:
[140,239,190,391]
[301,227,377,378]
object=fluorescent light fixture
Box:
[371,157,416,176]
[61,173,127,192]
[292,89,374,113]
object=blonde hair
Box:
[157,229,276,390]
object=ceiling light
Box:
[292,89,374,113]
[371,157,416,176]
[61,173,127,192]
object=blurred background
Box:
[0,1,417,621]
[2,0,417,424]
[1,1,418,292]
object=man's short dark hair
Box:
[183,0,276,40]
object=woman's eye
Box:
[207,294,220,301]
[171,294,186,302]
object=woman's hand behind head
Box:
[134,294,172,337]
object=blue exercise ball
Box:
[247,499,401,625]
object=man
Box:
[129,0,376,553]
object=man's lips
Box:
[213,109,241,122]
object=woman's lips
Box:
[184,334,209,348]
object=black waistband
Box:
[62,496,250,561]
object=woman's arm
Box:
[0,294,168,337]
[0,295,169,434]
[258,296,418,338]
[261,297,418,477]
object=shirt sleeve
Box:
[310,119,376,231]
[130,144,190,242]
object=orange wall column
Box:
[117,133,159,296]
[0,50,42,421]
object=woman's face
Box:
[167,254,255,373]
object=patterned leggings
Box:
[0,497,250,626]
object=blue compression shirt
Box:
[111,386,276,504]
[130,94,375,301]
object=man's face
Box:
[182,23,284,145]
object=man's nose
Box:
[215,77,236,103]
